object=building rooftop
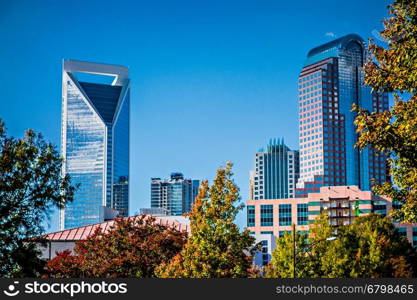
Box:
[304,33,364,67]
[43,214,190,241]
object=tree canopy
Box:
[45,215,187,278]
[0,120,75,277]
[265,214,417,278]
[354,0,417,222]
[155,162,258,278]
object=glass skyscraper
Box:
[151,173,200,216]
[61,60,130,229]
[249,139,300,200]
[295,34,388,197]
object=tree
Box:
[265,214,335,278]
[264,226,309,278]
[320,214,417,277]
[0,120,75,278]
[44,215,187,278]
[353,0,417,222]
[265,214,417,278]
[43,249,84,278]
[155,162,257,278]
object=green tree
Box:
[0,120,75,277]
[265,214,335,278]
[305,213,337,277]
[155,162,257,278]
[44,215,187,278]
[264,226,309,278]
[353,0,417,222]
[320,214,417,277]
[266,214,417,278]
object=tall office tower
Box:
[61,60,130,229]
[295,34,389,198]
[151,173,200,216]
[249,139,300,200]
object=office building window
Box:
[247,205,255,227]
[261,240,269,265]
[279,204,292,226]
[260,205,273,226]
[297,203,308,225]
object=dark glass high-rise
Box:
[295,34,389,197]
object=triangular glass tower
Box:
[61,59,130,229]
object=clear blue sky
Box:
[0,0,390,231]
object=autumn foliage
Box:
[44,215,187,278]
[354,0,417,222]
[0,119,75,278]
[265,214,417,278]
[155,162,258,278]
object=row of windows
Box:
[299,90,322,100]
[248,204,309,227]
[299,83,322,95]
[300,114,323,125]
[299,96,322,107]
[299,72,321,83]
[300,109,322,119]
[300,127,323,137]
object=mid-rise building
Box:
[247,185,417,266]
[249,139,299,200]
[151,173,200,216]
[61,60,130,229]
[296,34,389,197]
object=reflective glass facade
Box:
[113,90,130,215]
[61,60,130,229]
[296,34,388,197]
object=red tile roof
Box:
[43,215,190,241]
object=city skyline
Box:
[0,0,392,231]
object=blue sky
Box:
[0,0,390,231]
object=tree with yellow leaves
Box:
[155,162,257,278]
[354,0,417,222]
